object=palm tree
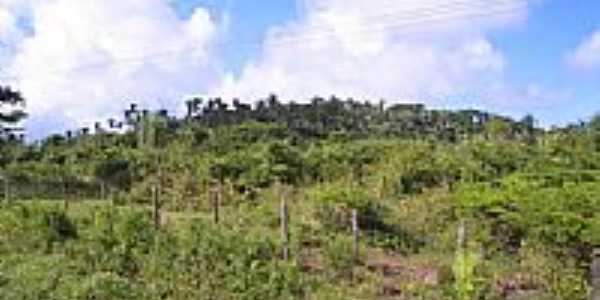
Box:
[0,86,27,142]
[185,100,194,119]
[124,103,140,125]
[185,98,203,119]
[94,122,103,133]
[80,127,90,136]
[107,118,117,129]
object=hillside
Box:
[0,96,599,299]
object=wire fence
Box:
[1,176,599,297]
[1,178,105,202]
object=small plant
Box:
[324,234,356,279]
[43,210,78,251]
[452,246,481,300]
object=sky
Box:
[0,0,599,139]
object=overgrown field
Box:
[2,139,599,299]
[1,100,600,299]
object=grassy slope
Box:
[1,135,599,299]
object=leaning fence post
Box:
[280,192,290,261]
[352,209,360,264]
[591,247,600,300]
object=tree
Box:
[484,118,511,140]
[588,113,600,131]
[520,114,537,144]
[0,86,27,141]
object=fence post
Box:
[378,176,387,200]
[280,192,290,261]
[3,176,9,203]
[457,219,466,249]
[592,247,600,300]
[64,196,69,212]
[61,181,66,203]
[211,180,220,224]
[100,181,106,200]
[352,209,359,264]
[152,185,160,230]
[186,173,195,213]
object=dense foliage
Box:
[0,86,26,144]
[1,95,599,299]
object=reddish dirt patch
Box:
[367,255,442,285]
[298,248,325,273]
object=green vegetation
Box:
[0,86,26,144]
[1,92,599,299]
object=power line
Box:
[267,1,523,45]
[0,0,523,83]
[282,0,522,38]
[1,0,521,80]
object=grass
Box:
[0,179,593,300]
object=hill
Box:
[0,96,598,299]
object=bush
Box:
[0,204,77,253]
[44,210,78,250]
[323,234,356,280]
[307,181,382,230]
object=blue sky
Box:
[1,0,600,138]
[173,0,300,74]
[488,0,600,124]
[175,0,600,125]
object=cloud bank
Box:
[216,0,530,109]
[567,30,600,70]
[0,0,223,137]
[1,0,564,138]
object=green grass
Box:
[1,177,592,300]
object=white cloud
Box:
[0,3,23,62]
[0,0,563,138]
[0,0,223,138]
[0,8,16,39]
[215,0,530,107]
[567,30,600,70]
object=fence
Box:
[593,249,600,300]
[2,176,599,297]
[0,177,106,202]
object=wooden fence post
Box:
[152,185,160,230]
[217,180,222,222]
[352,209,359,264]
[64,196,69,212]
[108,203,114,235]
[457,219,466,249]
[592,247,600,300]
[211,181,221,224]
[3,176,9,204]
[378,176,387,200]
[100,181,106,200]
[280,193,290,261]
[61,181,66,203]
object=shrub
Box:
[323,234,356,280]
